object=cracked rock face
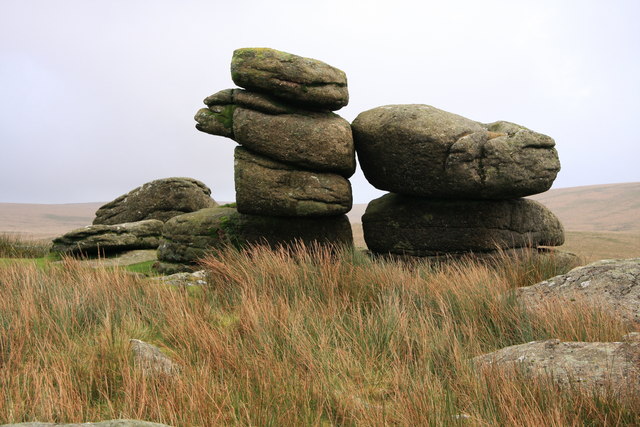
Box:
[362,194,564,256]
[352,105,560,199]
[518,258,640,325]
[51,220,163,256]
[93,177,217,225]
[473,339,640,396]
[234,147,352,217]
[230,47,349,111]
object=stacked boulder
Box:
[353,104,564,257]
[179,48,354,258]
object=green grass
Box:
[0,242,637,425]
[122,260,157,276]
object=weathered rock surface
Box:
[230,47,349,111]
[51,220,163,256]
[204,88,298,115]
[234,107,355,176]
[93,178,217,225]
[157,207,237,264]
[473,339,640,395]
[1,421,171,427]
[518,258,640,325]
[362,194,564,256]
[234,147,352,216]
[130,339,179,376]
[157,207,354,265]
[155,270,208,287]
[352,105,560,198]
[195,106,356,177]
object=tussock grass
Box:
[0,244,637,426]
[0,233,51,258]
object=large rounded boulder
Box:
[230,47,349,111]
[93,178,217,225]
[352,105,560,199]
[362,194,564,256]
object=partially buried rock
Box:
[230,47,349,111]
[157,207,353,266]
[518,258,640,325]
[362,194,564,256]
[234,147,352,217]
[473,339,640,396]
[93,177,217,225]
[51,220,163,256]
[196,105,356,177]
[352,105,560,199]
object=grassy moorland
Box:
[0,239,638,426]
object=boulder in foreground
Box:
[473,338,640,396]
[518,258,640,325]
[94,177,217,225]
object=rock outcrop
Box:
[94,177,217,225]
[352,105,560,199]
[363,195,564,256]
[518,258,640,325]
[189,47,354,265]
[51,220,163,256]
[473,337,640,396]
[354,104,564,257]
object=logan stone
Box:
[234,147,352,217]
[362,194,564,256]
[352,105,560,198]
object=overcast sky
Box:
[1,0,639,204]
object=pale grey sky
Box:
[1,0,638,203]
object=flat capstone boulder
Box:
[196,105,355,177]
[93,178,217,225]
[230,47,349,111]
[234,147,352,217]
[157,207,353,266]
[352,105,560,199]
[473,338,640,396]
[362,194,564,256]
[518,258,640,325]
[51,220,163,256]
